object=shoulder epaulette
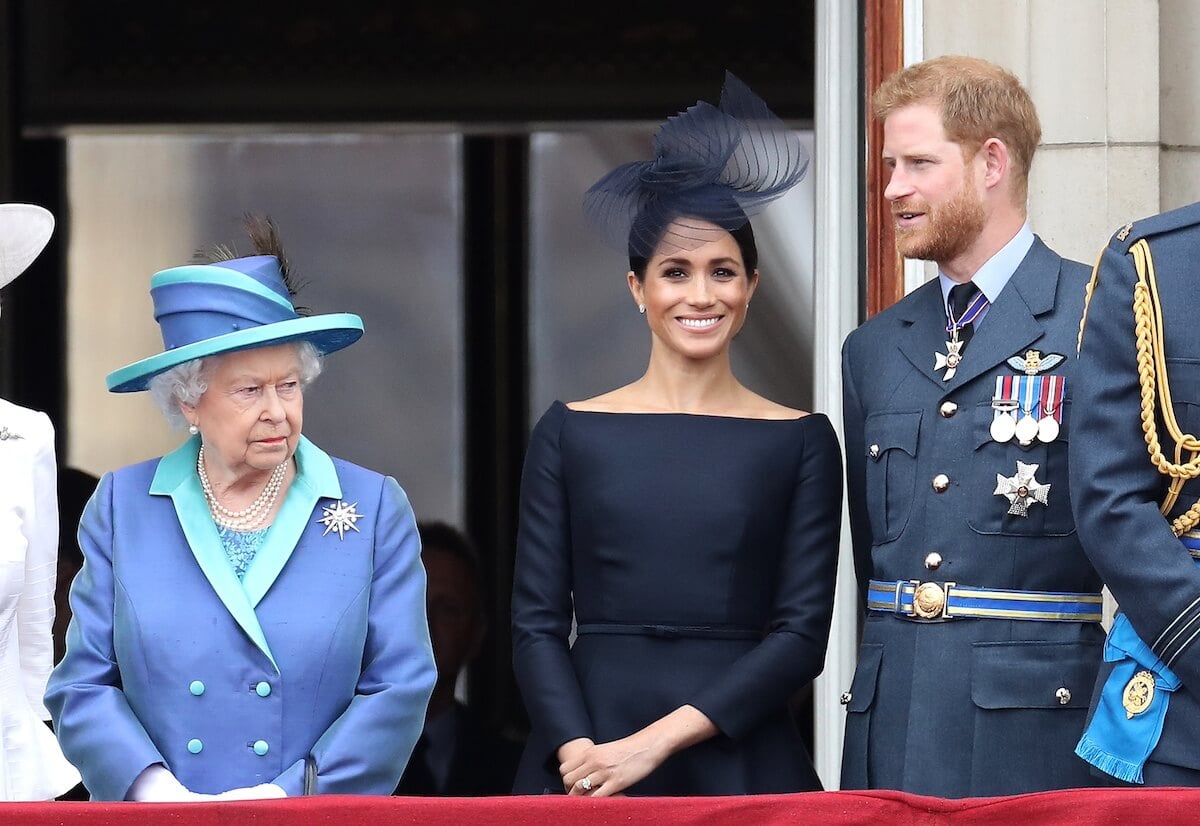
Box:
[1109,200,1200,253]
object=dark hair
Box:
[418,521,484,607]
[628,219,758,281]
[419,520,481,569]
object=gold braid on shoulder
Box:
[1076,247,1105,355]
[1130,238,1200,535]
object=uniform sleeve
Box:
[1070,240,1200,689]
[687,414,843,739]
[19,413,58,718]
[272,477,436,796]
[842,332,873,603]
[511,405,594,763]
[44,472,167,801]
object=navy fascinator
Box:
[583,71,809,260]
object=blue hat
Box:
[583,71,809,259]
[106,254,363,393]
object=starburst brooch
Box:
[316,500,365,540]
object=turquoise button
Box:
[255,681,271,697]
[187,739,203,754]
[189,680,205,696]
[253,740,269,756]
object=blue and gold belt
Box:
[1075,534,1200,784]
[868,579,1104,622]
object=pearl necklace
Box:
[197,446,288,531]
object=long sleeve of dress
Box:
[511,405,594,760]
[19,412,58,720]
[686,415,843,740]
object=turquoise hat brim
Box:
[106,312,364,393]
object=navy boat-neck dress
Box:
[511,401,842,795]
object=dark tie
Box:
[948,281,981,349]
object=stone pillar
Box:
[1160,0,1200,210]
[921,0,1161,263]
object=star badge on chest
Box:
[994,461,1050,517]
[316,500,365,540]
[934,339,965,381]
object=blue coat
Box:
[840,237,1104,797]
[45,436,436,800]
[1071,202,1200,783]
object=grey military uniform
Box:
[841,236,1104,797]
[1072,202,1200,785]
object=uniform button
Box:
[840,691,852,705]
[1056,687,1072,705]
[187,738,203,754]
[924,552,943,571]
[253,740,270,756]
[189,680,205,696]
[255,681,272,698]
[939,401,958,418]
[932,474,950,492]
[869,444,880,459]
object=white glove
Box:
[214,783,287,800]
[127,764,215,802]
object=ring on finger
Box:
[579,776,593,792]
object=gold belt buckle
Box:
[909,580,955,619]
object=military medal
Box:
[1122,670,1156,719]
[1015,410,1040,446]
[1037,374,1065,443]
[1014,373,1041,447]
[993,352,1069,447]
[1037,413,1060,443]
[934,339,965,382]
[936,288,989,381]
[991,375,1019,443]
[994,461,1050,517]
[991,403,1018,442]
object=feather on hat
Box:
[106,214,363,393]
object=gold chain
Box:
[1129,238,1200,535]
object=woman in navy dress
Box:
[511,73,841,797]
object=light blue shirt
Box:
[938,221,1035,327]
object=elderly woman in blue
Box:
[45,218,436,801]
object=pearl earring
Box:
[188,424,199,436]
[638,304,646,314]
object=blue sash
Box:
[1075,537,1198,783]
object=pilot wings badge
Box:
[1007,350,1065,376]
